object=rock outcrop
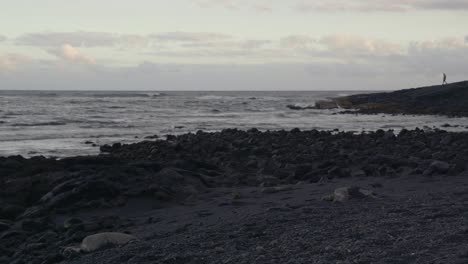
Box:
[313,81,468,116]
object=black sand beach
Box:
[2,127,468,263]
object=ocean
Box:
[1,90,468,157]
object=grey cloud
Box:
[150,32,232,42]
[193,0,468,12]
[414,0,468,10]
[15,31,152,48]
[179,39,270,49]
[16,31,117,47]
[194,0,273,11]
[295,0,468,12]
[241,40,272,49]
[0,35,7,42]
[295,1,405,12]
[15,31,234,48]
[280,35,315,49]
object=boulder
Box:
[323,187,375,202]
[80,232,138,253]
[0,221,10,232]
[62,247,81,259]
[350,168,366,178]
[64,218,83,230]
[430,160,450,174]
[21,218,48,232]
[0,204,25,220]
[315,100,339,109]
[383,130,396,140]
[261,185,293,194]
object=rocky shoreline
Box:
[2,128,468,263]
[297,81,468,117]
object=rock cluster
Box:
[106,128,468,183]
[1,128,468,263]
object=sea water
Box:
[1,90,468,157]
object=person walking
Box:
[442,73,448,85]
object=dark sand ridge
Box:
[1,127,468,263]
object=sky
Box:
[1,0,468,90]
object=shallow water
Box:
[1,90,468,157]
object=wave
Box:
[149,92,166,97]
[287,103,316,110]
[196,95,237,100]
[107,106,126,109]
[90,93,151,98]
[11,121,67,127]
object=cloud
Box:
[318,34,403,57]
[295,0,468,12]
[17,31,117,47]
[295,1,407,12]
[0,35,6,42]
[253,3,274,12]
[48,44,96,64]
[280,35,315,49]
[415,0,468,10]
[15,31,152,48]
[195,0,242,9]
[191,0,468,12]
[15,31,237,49]
[0,54,30,72]
[410,37,468,50]
[193,0,276,12]
[151,32,232,42]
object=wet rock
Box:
[440,135,452,145]
[430,161,450,174]
[38,231,58,243]
[0,230,25,240]
[383,130,396,140]
[100,143,122,153]
[350,168,366,178]
[261,185,293,194]
[255,245,266,253]
[0,221,11,232]
[0,204,25,220]
[80,232,138,253]
[287,105,315,110]
[258,176,280,187]
[24,242,47,251]
[41,253,64,264]
[62,247,81,259]
[21,218,48,232]
[214,246,225,253]
[323,187,375,202]
[64,218,83,230]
